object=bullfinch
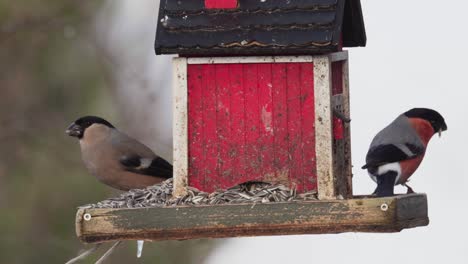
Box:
[66,116,172,191]
[362,108,447,197]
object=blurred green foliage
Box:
[0,1,214,263]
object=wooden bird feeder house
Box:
[76,0,429,244]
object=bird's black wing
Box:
[361,143,424,169]
[119,155,172,178]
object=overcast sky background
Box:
[207,1,468,263]
[99,0,468,263]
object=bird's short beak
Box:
[65,123,82,138]
[438,128,443,138]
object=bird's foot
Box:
[404,183,415,194]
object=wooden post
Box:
[314,56,335,200]
[342,56,353,196]
[173,57,188,197]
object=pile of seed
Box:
[80,178,318,209]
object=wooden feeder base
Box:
[76,193,428,243]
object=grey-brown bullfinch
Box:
[362,108,447,197]
[66,116,172,191]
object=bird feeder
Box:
[76,0,429,244]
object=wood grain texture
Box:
[330,51,348,62]
[201,64,217,189]
[173,57,188,197]
[187,62,317,192]
[342,57,353,197]
[76,194,429,243]
[187,56,314,65]
[229,64,246,180]
[187,64,204,189]
[331,60,347,198]
[271,63,290,187]
[300,63,316,190]
[286,63,303,190]
[313,56,335,200]
[257,63,275,181]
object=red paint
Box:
[229,64,246,180]
[243,64,261,178]
[286,63,304,191]
[331,61,343,95]
[187,63,317,192]
[216,65,232,183]
[205,0,237,9]
[257,64,274,181]
[333,117,344,140]
[300,63,317,190]
[201,65,217,190]
[187,64,204,189]
[271,64,290,186]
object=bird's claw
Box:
[404,184,415,194]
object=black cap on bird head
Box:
[65,116,115,139]
[404,108,448,136]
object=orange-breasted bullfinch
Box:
[66,116,172,191]
[362,108,447,197]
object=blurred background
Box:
[1,0,467,263]
[0,0,214,263]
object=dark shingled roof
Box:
[155,0,366,55]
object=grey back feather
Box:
[369,115,425,152]
[109,129,156,159]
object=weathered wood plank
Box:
[201,64,218,190]
[286,63,303,191]
[313,56,335,200]
[271,63,290,186]
[342,57,353,197]
[187,64,204,190]
[300,62,316,191]
[187,56,314,65]
[243,63,261,178]
[329,51,348,62]
[229,64,246,180]
[215,64,232,185]
[173,57,188,197]
[257,63,275,182]
[77,194,429,243]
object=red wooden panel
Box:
[216,65,232,186]
[187,65,204,189]
[271,64,290,185]
[332,61,343,95]
[285,63,304,191]
[257,63,275,182]
[300,63,317,191]
[201,65,217,190]
[188,62,316,193]
[333,117,344,140]
[243,64,261,178]
[205,0,237,9]
[229,64,246,180]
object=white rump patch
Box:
[368,162,402,185]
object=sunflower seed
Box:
[82,178,317,209]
